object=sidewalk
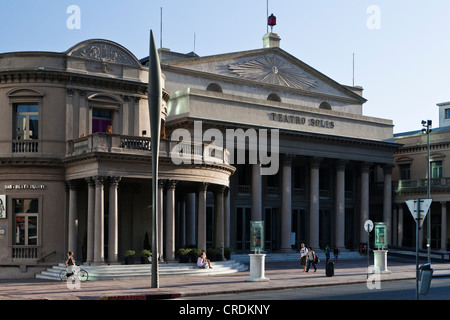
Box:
[0,257,449,300]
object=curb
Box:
[100,292,184,300]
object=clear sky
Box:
[1,0,450,134]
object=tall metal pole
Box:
[416,199,420,300]
[148,30,162,288]
[426,121,431,264]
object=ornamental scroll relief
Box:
[70,42,137,67]
[228,55,317,91]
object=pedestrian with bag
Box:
[306,247,317,273]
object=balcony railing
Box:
[394,177,450,193]
[67,133,230,165]
[12,246,39,259]
[12,140,39,153]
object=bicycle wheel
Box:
[78,269,89,282]
[59,269,67,281]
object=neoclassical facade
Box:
[0,32,399,278]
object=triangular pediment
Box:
[162,47,366,103]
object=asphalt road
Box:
[175,277,450,300]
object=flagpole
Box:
[148,30,162,289]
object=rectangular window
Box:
[15,104,39,140]
[431,161,443,179]
[399,164,411,180]
[14,199,38,246]
[446,109,450,119]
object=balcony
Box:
[66,133,230,165]
[394,177,450,194]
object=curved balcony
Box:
[66,132,231,165]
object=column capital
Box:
[158,179,166,189]
[310,157,322,169]
[94,176,106,187]
[198,182,209,193]
[214,185,227,194]
[85,177,95,187]
[335,159,348,170]
[166,180,178,190]
[109,176,121,187]
[281,153,295,164]
[66,180,78,190]
[360,161,372,172]
[382,163,395,174]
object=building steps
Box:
[35,260,248,281]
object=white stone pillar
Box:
[309,157,321,249]
[197,183,208,251]
[252,163,262,221]
[441,201,447,251]
[280,154,293,252]
[108,177,120,264]
[165,180,177,261]
[85,178,95,263]
[158,180,165,260]
[67,181,78,257]
[93,176,105,265]
[360,163,370,244]
[335,160,346,251]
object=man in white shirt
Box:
[299,243,308,272]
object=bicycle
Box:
[60,265,89,282]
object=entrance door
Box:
[264,207,279,251]
[292,208,306,250]
[235,207,251,252]
[319,209,331,249]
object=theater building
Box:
[0,31,398,278]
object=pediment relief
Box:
[430,152,445,161]
[66,40,142,68]
[228,54,317,91]
[395,156,413,164]
[7,88,45,98]
[87,93,123,105]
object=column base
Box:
[245,254,270,282]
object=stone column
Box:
[392,205,398,247]
[85,178,95,263]
[398,205,404,247]
[441,201,447,251]
[108,177,121,264]
[335,160,346,251]
[93,176,105,265]
[67,180,78,257]
[158,180,165,260]
[197,183,208,251]
[280,154,293,252]
[224,187,231,248]
[309,157,321,249]
[165,180,177,261]
[383,165,393,246]
[360,162,370,244]
[252,163,262,221]
[215,186,225,258]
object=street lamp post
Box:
[421,120,432,263]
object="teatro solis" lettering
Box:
[269,113,335,129]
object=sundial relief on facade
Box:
[70,42,136,66]
[228,55,317,91]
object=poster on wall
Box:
[0,195,5,219]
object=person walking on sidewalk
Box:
[324,244,331,263]
[334,246,340,263]
[306,247,317,272]
[299,243,308,272]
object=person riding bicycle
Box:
[64,251,76,279]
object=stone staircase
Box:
[35,259,248,281]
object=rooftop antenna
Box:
[353,53,355,86]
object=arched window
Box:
[319,102,332,110]
[206,83,223,93]
[267,93,281,102]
